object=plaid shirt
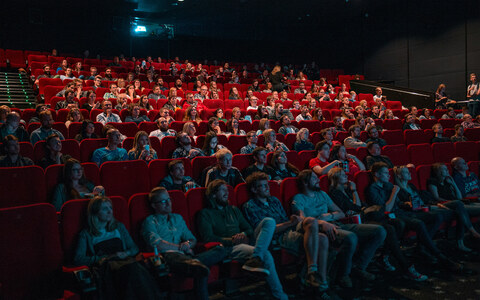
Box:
[243,196,288,228]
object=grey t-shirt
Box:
[291,191,336,219]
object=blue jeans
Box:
[229,217,288,300]
[468,100,479,117]
[333,224,386,276]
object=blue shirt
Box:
[30,127,65,145]
[91,147,128,166]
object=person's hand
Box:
[189,149,199,156]
[320,221,339,241]
[185,181,196,190]
[348,181,356,190]
[445,176,454,184]
[232,233,248,245]
[179,241,191,252]
[392,185,400,195]
[116,252,128,259]
[290,215,302,226]
[332,160,342,167]
[346,153,355,160]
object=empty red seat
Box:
[228,135,248,154]
[299,120,322,134]
[79,138,108,162]
[100,160,150,200]
[19,141,34,159]
[464,128,480,141]
[0,166,46,208]
[354,171,372,204]
[0,204,64,299]
[404,129,429,145]
[5,49,25,68]
[382,119,403,130]
[224,100,244,110]
[191,156,218,181]
[160,136,177,158]
[431,142,455,163]
[382,144,409,166]
[381,130,404,145]
[439,119,458,129]
[454,141,479,162]
[232,153,254,172]
[407,144,434,166]
[419,119,437,130]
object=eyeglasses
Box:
[152,198,171,204]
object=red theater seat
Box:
[408,143,434,166]
[454,141,479,162]
[79,138,108,162]
[382,144,409,166]
[100,160,150,200]
[148,158,192,189]
[431,142,455,163]
[0,166,46,208]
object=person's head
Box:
[451,157,468,173]
[63,158,86,184]
[355,106,365,116]
[43,64,51,75]
[315,140,330,159]
[470,73,477,82]
[229,87,238,96]
[159,108,170,119]
[216,148,233,170]
[185,106,199,121]
[385,109,394,119]
[297,169,320,193]
[106,128,121,146]
[206,179,229,207]
[245,131,258,146]
[371,162,389,183]
[39,110,54,129]
[249,96,258,107]
[375,87,382,96]
[447,107,456,118]
[405,114,415,124]
[328,167,348,190]
[182,122,196,137]
[252,146,268,164]
[226,118,240,133]
[329,145,347,161]
[431,163,450,180]
[102,100,112,113]
[263,129,276,145]
[348,125,361,138]
[462,114,473,123]
[3,135,19,156]
[149,187,171,215]
[94,76,102,86]
[275,103,284,115]
[168,160,186,181]
[296,128,309,143]
[367,126,379,139]
[299,82,305,89]
[246,172,270,199]
[371,105,380,115]
[432,123,443,135]
[320,128,333,141]
[258,118,270,131]
[393,165,411,183]
[454,124,464,136]
[203,132,219,153]
[133,131,150,152]
[214,108,224,119]
[366,141,381,157]
[355,116,365,129]
[176,131,191,147]
[67,108,83,123]
[410,106,418,116]
[208,117,219,132]
[45,134,62,155]
[90,66,97,76]
[280,114,291,126]
[87,196,117,235]
[105,68,112,76]
[232,107,242,120]
[5,112,20,129]
[81,120,95,136]
[200,85,208,96]
[333,116,342,127]
[185,93,194,105]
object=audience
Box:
[38,134,71,169]
[240,131,258,154]
[294,128,314,151]
[30,110,65,145]
[158,160,199,191]
[365,126,386,147]
[127,131,158,161]
[172,132,204,159]
[201,132,225,156]
[96,100,121,125]
[0,112,29,142]
[91,128,128,166]
[149,117,176,141]
[329,144,366,178]
[450,124,467,142]
[270,149,299,180]
[343,125,367,149]
[74,120,98,142]
[451,157,480,199]
[264,129,289,152]
[0,135,34,167]
[125,103,149,124]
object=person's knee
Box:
[303,217,318,232]
[375,226,387,242]
[261,217,276,230]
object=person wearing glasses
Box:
[96,100,121,125]
[142,187,225,300]
[240,131,258,154]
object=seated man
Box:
[292,170,386,287]
[366,162,462,271]
[242,147,277,180]
[365,126,386,148]
[38,134,71,169]
[451,157,480,199]
[91,128,128,166]
[30,110,65,145]
[193,85,209,101]
[55,90,78,110]
[0,135,34,167]
[205,148,244,187]
[149,117,176,141]
[157,108,175,125]
[343,125,367,149]
[402,114,421,130]
[0,112,29,142]
[103,83,119,99]
[310,141,342,177]
[295,105,313,122]
[172,132,204,159]
[364,141,394,170]
[278,115,299,135]
[294,82,307,94]
[96,100,121,125]
[159,160,199,191]
[148,85,167,101]
[240,131,258,154]
[431,123,451,143]
[197,180,289,300]
[243,172,330,293]
[142,187,226,300]
[272,103,294,121]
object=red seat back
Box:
[382,144,409,166]
[148,158,192,189]
[100,160,150,199]
[454,141,479,162]
[431,142,455,163]
[407,143,434,166]
[0,166,46,208]
[80,138,108,162]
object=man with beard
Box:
[172,132,204,159]
[34,64,53,86]
[30,110,65,145]
[149,117,176,141]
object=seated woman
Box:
[75,120,98,142]
[263,129,289,152]
[256,118,270,136]
[73,196,162,299]
[82,91,101,112]
[138,95,154,111]
[228,87,241,100]
[327,167,428,281]
[340,108,355,122]
[231,107,246,121]
[383,109,398,120]
[183,106,202,125]
[424,163,480,251]
[359,100,370,112]
[207,117,223,135]
[39,134,71,169]
[270,149,299,180]
[320,128,341,148]
[246,97,259,111]
[312,108,325,122]
[51,158,104,211]
[214,108,227,123]
[328,144,365,179]
[182,122,197,142]
[202,132,225,156]
[265,96,276,117]
[226,118,246,136]
[255,105,269,120]
[418,108,435,120]
[65,108,84,128]
[293,128,314,151]
[125,103,149,124]
[354,116,367,131]
[128,131,158,161]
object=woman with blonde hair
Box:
[128,130,157,161]
[73,196,162,299]
[65,108,84,128]
[256,118,270,136]
[264,129,289,152]
[294,128,314,151]
[183,122,197,141]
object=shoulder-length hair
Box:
[87,196,118,236]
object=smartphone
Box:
[145,145,150,152]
